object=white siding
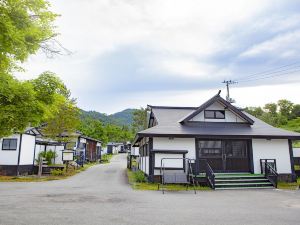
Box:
[252,139,292,174]
[19,134,35,165]
[190,102,246,123]
[131,147,139,156]
[153,137,196,175]
[0,134,20,165]
[293,148,300,157]
[153,137,196,160]
[34,144,65,165]
[140,156,149,175]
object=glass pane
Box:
[215,110,225,119]
[231,141,246,157]
[2,139,10,149]
[204,110,214,118]
[10,139,17,150]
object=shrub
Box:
[50,169,64,176]
[134,170,146,183]
[38,150,58,165]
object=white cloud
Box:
[240,30,300,58]
[13,0,300,113]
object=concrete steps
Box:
[214,173,274,190]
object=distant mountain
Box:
[80,108,136,126]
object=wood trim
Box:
[152,149,188,154]
[248,140,254,174]
[138,133,300,140]
[288,139,296,182]
[154,167,185,170]
[16,134,23,176]
[148,138,154,181]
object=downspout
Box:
[16,134,23,176]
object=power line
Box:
[238,68,300,83]
[237,61,300,81]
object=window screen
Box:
[198,140,222,157]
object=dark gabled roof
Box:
[80,135,102,143]
[24,127,42,136]
[179,91,254,125]
[132,94,300,145]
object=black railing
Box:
[260,159,277,174]
[205,161,215,189]
[265,161,278,188]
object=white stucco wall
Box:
[131,147,139,156]
[190,102,245,123]
[35,144,65,165]
[153,137,195,175]
[293,148,300,157]
[19,134,35,165]
[153,137,196,160]
[140,156,149,175]
[0,134,20,165]
[252,139,291,174]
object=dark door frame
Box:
[195,138,253,173]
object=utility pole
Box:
[222,80,237,103]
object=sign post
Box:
[62,150,75,173]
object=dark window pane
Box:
[10,139,17,150]
[2,139,10,149]
[215,110,225,119]
[2,139,17,150]
[204,110,215,118]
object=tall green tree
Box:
[291,104,300,119]
[0,73,42,137]
[264,103,277,116]
[42,97,80,143]
[278,99,293,118]
[0,0,58,72]
[244,107,264,118]
[132,107,148,132]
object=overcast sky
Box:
[16,0,300,114]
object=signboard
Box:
[62,150,74,161]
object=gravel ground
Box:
[0,154,299,225]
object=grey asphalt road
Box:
[0,154,299,225]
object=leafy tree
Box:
[277,99,293,118]
[264,103,277,116]
[0,73,42,137]
[291,104,300,119]
[31,71,70,105]
[0,0,58,72]
[42,97,80,143]
[78,117,108,144]
[244,107,264,118]
[132,107,148,132]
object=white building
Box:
[132,92,300,188]
[0,128,41,176]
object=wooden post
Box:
[38,156,43,178]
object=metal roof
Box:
[133,100,300,145]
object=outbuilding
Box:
[0,128,41,176]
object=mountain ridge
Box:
[80,108,136,126]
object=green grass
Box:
[127,169,210,191]
[277,178,300,190]
[295,165,300,170]
[0,162,98,182]
[101,154,113,164]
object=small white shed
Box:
[0,128,41,176]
